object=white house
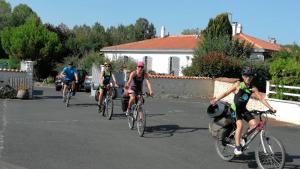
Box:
[101,24,282,76]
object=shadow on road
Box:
[284,153,300,169]
[144,124,208,138]
[230,152,258,168]
[34,95,62,100]
[229,152,300,169]
[72,103,98,107]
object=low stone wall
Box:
[149,75,214,99]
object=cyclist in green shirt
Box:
[98,62,118,112]
[211,67,276,156]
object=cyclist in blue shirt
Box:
[60,62,78,102]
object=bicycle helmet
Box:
[242,67,256,77]
[137,61,144,67]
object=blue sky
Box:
[8,0,300,45]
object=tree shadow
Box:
[143,124,208,138]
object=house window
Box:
[143,56,152,72]
[168,56,180,75]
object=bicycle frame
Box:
[225,111,268,150]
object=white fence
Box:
[266,81,300,99]
[266,81,300,125]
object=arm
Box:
[211,82,239,105]
[252,87,276,112]
[125,71,135,89]
[111,73,118,87]
[74,70,78,82]
[144,73,153,96]
[60,68,66,77]
[99,71,104,86]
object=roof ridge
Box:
[240,33,280,47]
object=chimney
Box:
[232,22,242,36]
[269,37,276,44]
[232,22,237,36]
[160,26,165,38]
[236,23,242,34]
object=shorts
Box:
[233,108,255,122]
[128,89,142,96]
[63,80,73,86]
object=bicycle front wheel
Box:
[105,98,113,120]
[66,91,71,107]
[255,135,285,169]
[136,107,146,137]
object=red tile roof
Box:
[101,35,199,51]
[234,33,282,51]
[102,33,281,52]
[149,74,212,80]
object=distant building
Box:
[101,24,282,76]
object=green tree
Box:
[200,13,232,40]
[0,0,12,58]
[1,16,62,78]
[11,4,40,27]
[181,28,200,35]
[134,18,156,41]
[0,0,12,30]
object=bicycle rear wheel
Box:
[255,135,285,169]
[136,107,146,137]
[215,128,235,161]
[105,98,113,120]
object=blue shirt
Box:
[63,67,77,81]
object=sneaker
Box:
[234,146,242,156]
[125,110,130,116]
[62,97,66,103]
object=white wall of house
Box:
[104,51,193,76]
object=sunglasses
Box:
[137,66,144,68]
[105,65,111,67]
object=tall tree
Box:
[0,0,12,58]
[200,13,232,40]
[0,0,12,30]
[1,16,62,78]
[181,28,200,35]
[134,18,156,40]
[11,4,40,27]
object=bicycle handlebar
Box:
[250,110,276,116]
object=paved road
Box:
[0,87,299,169]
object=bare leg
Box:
[127,95,135,113]
[248,119,257,131]
[235,119,243,146]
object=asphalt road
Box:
[0,87,299,169]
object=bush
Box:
[183,52,243,78]
[268,48,300,101]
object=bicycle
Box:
[98,84,114,120]
[215,109,286,169]
[127,92,148,137]
[65,82,73,108]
